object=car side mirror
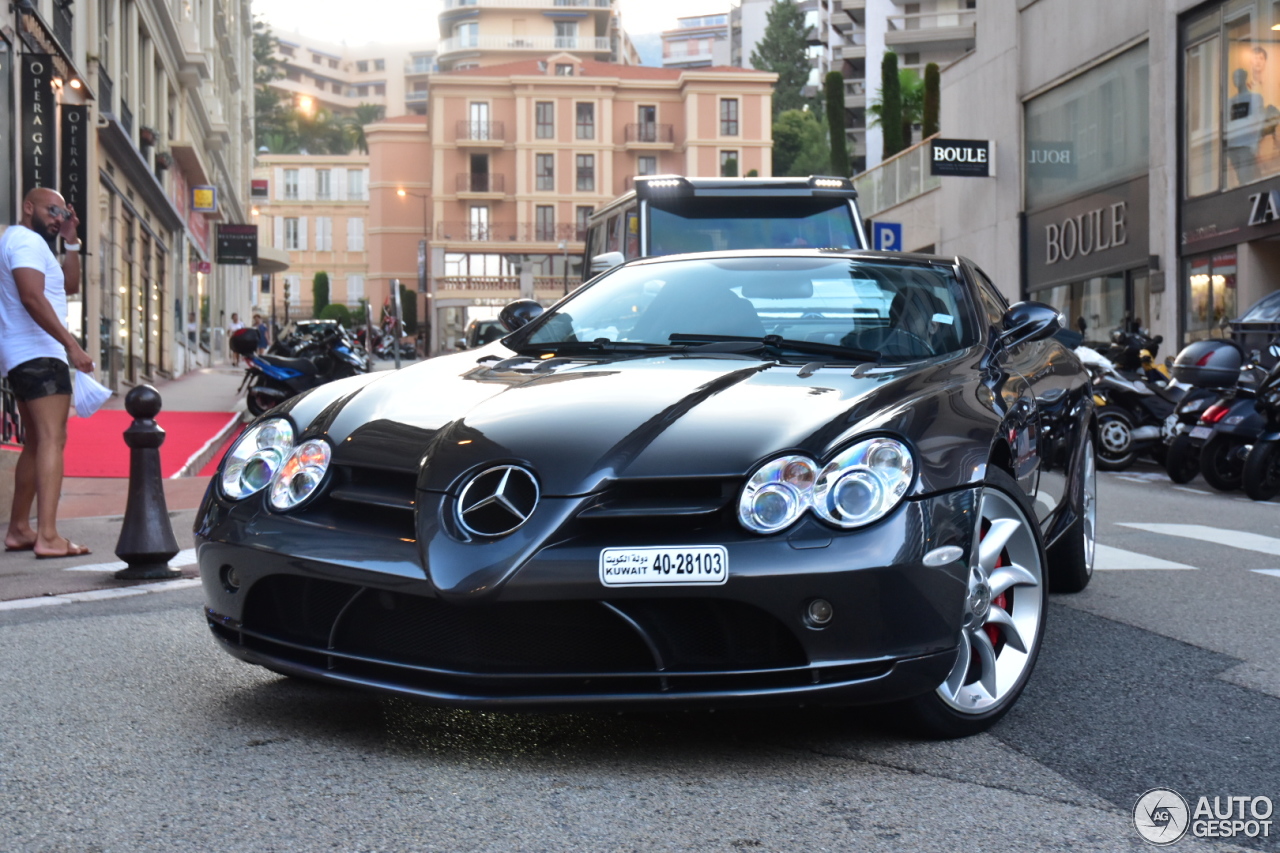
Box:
[499,299,544,332]
[1000,301,1062,347]
[590,251,625,275]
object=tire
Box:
[1164,433,1199,484]
[246,380,288,417]
[1200,435,1244,492]
[1048,434,1095,593]
[1242,441,1280,501]
[893,467,1048,738]
[1095,406,1138,471]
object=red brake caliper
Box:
[979,518,1007,650]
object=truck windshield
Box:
[648,197,859,254]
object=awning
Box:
[254,245,290,275]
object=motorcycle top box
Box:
[229,327,260,356]
[1172,339,1244,388]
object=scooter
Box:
[1177,346,1271,492]
[1239,343,1280,500]
[232,326,369,416]
[1075,344,1189,471]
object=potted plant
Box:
[154,150,173,170]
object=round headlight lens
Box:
[813,438,914,528]
[738,455,816,534]
[269,439,333,510]
[220,418,295,500]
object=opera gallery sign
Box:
[1025,176,1149,289]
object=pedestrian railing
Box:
[853,133,941,218]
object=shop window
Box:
[1185,251,1238,343]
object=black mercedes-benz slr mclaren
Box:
[196,250,1097,738]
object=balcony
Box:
[439,34,612,58]
[455,173,505,195]
[884,10,976,53]
[455,120,506,145]
[624,123,674,147]
[53,1,73,54]
[844,78,865,108]
[406,91,429,102]
[852,133,940,218]
[443,0,611,8]
[435,220,585,243]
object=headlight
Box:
[737,455,817,534]
[812,438,914,528]
[220,418,295,500]
[269,439,333,510]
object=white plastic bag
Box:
[72,370,112,418]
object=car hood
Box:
[283,346,976,496]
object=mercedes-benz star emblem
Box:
[457,465,540,537]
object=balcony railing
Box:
[406,91,429,102]
[852,132,941,218]
[443,0,611,7]
[886,9,976,31]
[439,34,612,54]
[435,221,585,242]
[456,120,505,142]
[624,123,673,143]
[121,99,134,138]
[455,173,505,193]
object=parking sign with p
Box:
[873,222,903,252]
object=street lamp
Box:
[397,187,433,356]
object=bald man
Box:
[1,187,94,559]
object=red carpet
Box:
[198,425,244,477]
[62,410,240,478]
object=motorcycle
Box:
[231,325,370,417]
[1163,339,1251,483]
[1239,343,1280,500]
[1171,346,1270,491]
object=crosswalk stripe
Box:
[1118,523,1280,557]
[1094,543,1196,570]
[62,547,198,574]
[1253,569,1280,579]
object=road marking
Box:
[1116,473,1168,483]
[0,578,201,611]
[62,547,198,573]
[1253,569,1280,579]
[1173,486,1211,495]
[1119,523,1280,557]
[1094,543,1197,570]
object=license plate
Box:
[1190,425,1212,440]
[599,546,728,587]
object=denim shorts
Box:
[7,357,72,402]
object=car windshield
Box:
[648,198,859,253]
[1241,290,1280,323]
[519,255,979,361]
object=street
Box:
[0,466,1276,852]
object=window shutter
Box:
[334,168,346,201]
[298,216,309,250]
[274,168,285,200]
[273,216,283,248]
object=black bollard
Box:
[114,385,181,580]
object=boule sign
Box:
[930,138,993,177]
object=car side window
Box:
[972,267,1007,327]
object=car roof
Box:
[619,248,964,270]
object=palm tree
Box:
[347,103,384,155]
[868,67,926,149]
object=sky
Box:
[254,0,727,48]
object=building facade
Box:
[661,13,730,69]
[252,153,371,322]
[268,34,436,120]
[0,0,255,391]
[436,0,639,72]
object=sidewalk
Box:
[1,366,247,602]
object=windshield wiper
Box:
[507,338,684,356]
[668,333,880,363]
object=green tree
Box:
[253,18,288,146]
[923,62,940,138]
[319,302,351,327]
[771,109,830,177]
[399,284,418,334]
[721,156,739,177]
[880,52,904,157]
[312,271,330,317]
[751,0,811,119]
[346,103,385,155]
[824,71,849,177]
[869,61,926,154]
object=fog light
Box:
[221,565,241,592]
[807,598,834,626]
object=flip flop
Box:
[34,541,92,559]
[4,543,34,552]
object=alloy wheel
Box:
[1082,439,1096,573]
[936,487,1045,714]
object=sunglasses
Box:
[46,205,70,220]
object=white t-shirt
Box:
[0,225,67,375]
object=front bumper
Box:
[195,485,977,709]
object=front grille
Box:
[579,478,737,519]
[227,575,821,697]
[310,464,417,540]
